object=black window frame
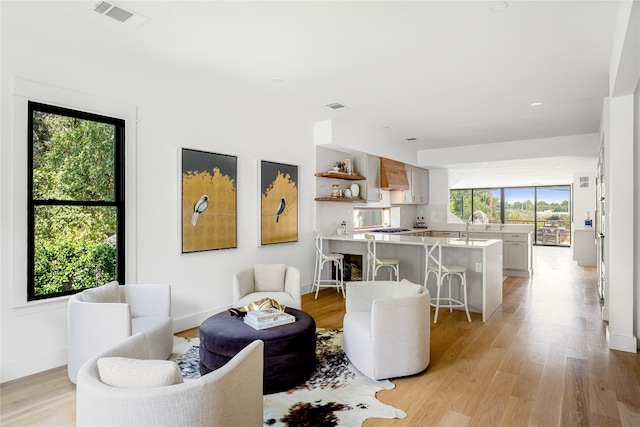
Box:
[450,184,572,246]
[27,101,125,301]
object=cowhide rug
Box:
[170,329,406,426]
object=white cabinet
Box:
[431,231,460,238]
[363,155,383,202]
[467,232,502,240]
[573,229,596,267]
[463,231,532,277]
[411,167,429,204]
[502,233,532,276]
[391,165,429,204]
[504,241,528,270]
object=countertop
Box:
[324,232,501,248]
[353,227,533,236]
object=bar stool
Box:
[312,232,345,299]
[365,234,400,281]
[423,240,471,323]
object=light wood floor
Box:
[2,246,639,426]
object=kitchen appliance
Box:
[370,228,411,233]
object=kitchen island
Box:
[322,233,503,322]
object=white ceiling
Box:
[11,0,621,186]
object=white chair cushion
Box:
[254,263,286,292]
[81,281,120,303]
[97,357,183,388]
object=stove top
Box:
[371,228,411,233]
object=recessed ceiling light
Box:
[482,162,489,165]
[325,102,349,111]
[530,102,543,107]
[382,126,391,129]
[490,1,509,12]
[271,78,284,84]
[405,137,418,142]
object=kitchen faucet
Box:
[464,220,471,243]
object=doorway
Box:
[535,185,571,247]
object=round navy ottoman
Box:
[199,307,316,394]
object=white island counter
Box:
[322,233,503,322]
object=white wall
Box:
[1,5,317,382]
[602,0,639,351]
[572,172,597,230]
[635,79,639,348]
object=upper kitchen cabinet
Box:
[391,165,429,205]
[362,154,383,202]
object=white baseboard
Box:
[606,326,638,353]
[1,346,67,384]
[301,282,313,295]
[172,305,231,333]
[173,284,317,334]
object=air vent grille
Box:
[325,102,349,111]
[94,1,112,14]
[105,5,134,23]
[91,1,149,28]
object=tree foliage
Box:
[32,110,118,296]
[450,188,570,226]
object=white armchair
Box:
[76,332,264,427]
[67,281,173,383]
[343,280,431,380]
[232,264,301,309]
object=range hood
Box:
[380,157,410,191]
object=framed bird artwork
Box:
[181,148,237,253]
[260,160,298,245]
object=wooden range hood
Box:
[380,157,410,191]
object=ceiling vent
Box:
[325,102,349,111]
[405,137,418,142]
[91,1,149,29]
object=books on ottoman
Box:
[244,308,295,330]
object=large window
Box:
[450,185,572,246]
[450,188,502,223]
[28,102,125,300]
[504,187,535,226]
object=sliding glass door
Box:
[535,186,571,246]
[504,188,535,226]
[451,185,572,247]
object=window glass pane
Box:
[536,186,571,246]
[472,189,501,223]
[450,189,472,221]
[504,188,535,226]
[33,205,117,297]
[32,110,116,201]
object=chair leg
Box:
[434,275,442,324]
[462,273,471,322]
[338,260,344,297]
[313,254,319,299]
[447,275,453,313]
[314,259,323,300]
